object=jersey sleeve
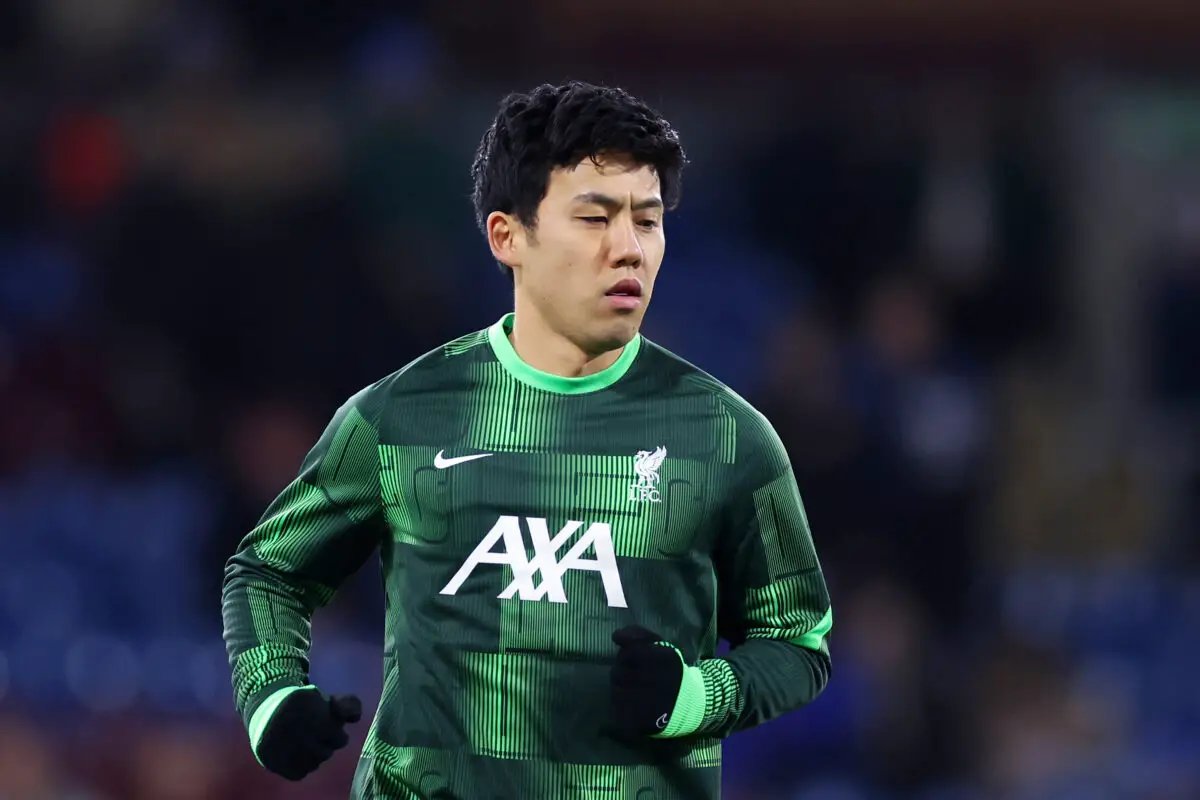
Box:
[221,387,386,736]
[696,405,832,737]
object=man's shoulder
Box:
[640,339,785,476]
[640,339,771,427]
[341,326,495,414]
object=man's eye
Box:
[578,216,607,224]
[638,219,660,229]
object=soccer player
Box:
[222,80,833,799]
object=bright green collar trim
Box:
[487,313,641,395]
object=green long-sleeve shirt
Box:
[222,313,832,799]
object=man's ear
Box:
[487,211,525,270]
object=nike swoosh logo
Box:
[433,450,494,469]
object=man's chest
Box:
[378,444,721,564]
[375,381,735,558]
[372,386,734,650]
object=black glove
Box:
[257,688,362,781]
[610,626,685,737]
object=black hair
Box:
[470,80,687,276]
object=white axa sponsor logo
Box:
[629,446,667,503]
[439,516,627,608]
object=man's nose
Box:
[607,219,643,268]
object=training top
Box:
[222,313,833,800]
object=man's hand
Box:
[256,688,362,781]
[609,626,689,737]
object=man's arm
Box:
[676,408,832,739]
[221,388,386,754]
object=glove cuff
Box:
[657,661,706,737]
[248,684,317,764]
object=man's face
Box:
[512,154,665,354]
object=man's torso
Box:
[353,327,741,798]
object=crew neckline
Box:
[487,313,642,394]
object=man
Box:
[222,80,832,799]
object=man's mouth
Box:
[605,278,644,298]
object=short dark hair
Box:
[470,81,687,275]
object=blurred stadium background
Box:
[2,1,1200,798]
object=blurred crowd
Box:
[2,2,1200,799]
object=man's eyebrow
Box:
[572,192,664,211]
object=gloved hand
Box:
[255,687,362,781]
[610,626,705,739]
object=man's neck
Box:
[509,300,622,378]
